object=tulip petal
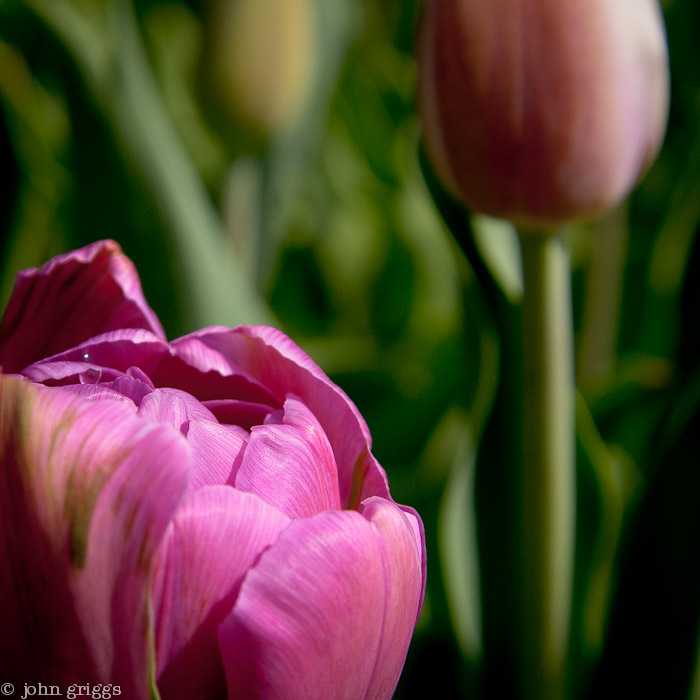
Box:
[61,383,143,407]
[0,240,164,373]
[0,375,189,695]
[22,361,124,386]
[178,326,391,507]
[153,486,290,700]
[21,329,171,385]
[137,389,248,490]
[359,498,426,699]
[138,387,220,427]
[219,509,417,700]
[187,420,248,490]
[153,334,281,407]
[103,371,155,404]
[48,370,156,410]
[235,397,341,518]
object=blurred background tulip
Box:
[417,0,670,227]
[200,0,317,152]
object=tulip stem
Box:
[517,230,575,700]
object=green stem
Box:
[518,231,576,700]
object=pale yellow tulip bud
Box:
[201,0,316,146]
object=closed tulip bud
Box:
[201,0,316,148]
[417,0,670,227]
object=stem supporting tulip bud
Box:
[519,230,575,700]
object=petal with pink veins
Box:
[235,397,341,519]
[219,509,415,700]
[359,498,426,699]
[153,486,290,700]
[187,420,248,490]
[0,240,164,373]
[0,375,190,696]
[60,383,142,408]
[137,389,248,490]
[137,387,220,428]
[181,326,391,506]
[62,366,154,406]
[103,372,155,405]
[22,361,124,386]
[152,335,280,408]
[21,328,171,379]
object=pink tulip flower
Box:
[0,240,425,700]
[417,0,670,226]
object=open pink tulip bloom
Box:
[0,240,426,700]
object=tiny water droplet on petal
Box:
[79,368,102,385]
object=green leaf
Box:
[438,410,483,664]
[572,395,641,674]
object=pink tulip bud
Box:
[417,0,670,227]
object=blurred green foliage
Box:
[1,0,700,698]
